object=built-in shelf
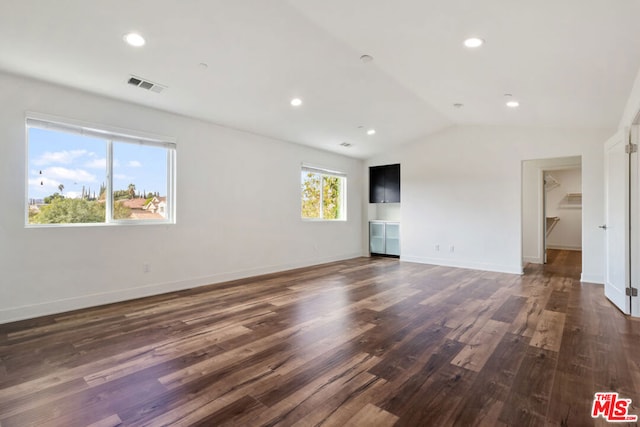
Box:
[546,173,582,208]
[546,216,560,236]
[561,192,582,209]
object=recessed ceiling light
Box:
[290,98,302,107]
[367,129,376,135]
[123,32,146,47]
[506,100,520,108]
[463,37,484,48]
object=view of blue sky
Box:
[28,127,168,201]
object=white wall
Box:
[545,168,582,250]
[0,71,364,324]
[367,203,401,222]
[366,126,610,281]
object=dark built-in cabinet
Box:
[369,164,400,203]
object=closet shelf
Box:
[546,217,560,237]
[562,192,582,209]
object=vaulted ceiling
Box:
[1,0,639,158]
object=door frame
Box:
[543,171,547,264]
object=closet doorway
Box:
[522,156,582,273]
[543,166,582,265]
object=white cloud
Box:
[127,160,142,168]
[84,158,106,169]
[28,177,61,193]
[64,191,83,199]
[43,167,96,183]
[33,150,88,166]
[113,173,130,180]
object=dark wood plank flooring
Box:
[1,250,639,426]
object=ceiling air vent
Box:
[127,75,167,93]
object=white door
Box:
[385,223,400,256]
[369,222,386,254]
[604,129,630,314]
[631,125,639,317]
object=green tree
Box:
[322,176,341,219]
[44,192,64,204]
[58,184,64,194]
[113,201,131,219]
[127,183,136,199]
[301,172,321,218]
[113,189,130,200]
[301,173,343,219]
[30,198,105,224]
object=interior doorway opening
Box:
[543,167,582,262]
[522,156,583,274]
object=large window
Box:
[301,165,346,220]
[26,117,176,226]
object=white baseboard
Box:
[401,255,523,275]
[547,245,582,251]
[580,274,604,284]
[523,256,542,265]
[0,252,363,325]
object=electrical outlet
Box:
[143,263,150,273]
[449,245,455,253]
[435,244,440,251]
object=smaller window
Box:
[301,165,346,220]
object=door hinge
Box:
[626,287,638,297]
[625,143,637,153]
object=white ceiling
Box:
[1,0,639,158]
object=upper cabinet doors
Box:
[369,164,400,203]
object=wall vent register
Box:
[127,75,167,93]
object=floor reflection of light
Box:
[292,281,352,351]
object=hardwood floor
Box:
[1,250,639,426]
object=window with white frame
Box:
[26,117,176,226]
[300,165,346,220]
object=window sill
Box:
[25,220,175,228]
[301,218,347,222]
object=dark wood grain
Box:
[0,249,639,426]
[491,295,528,323]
